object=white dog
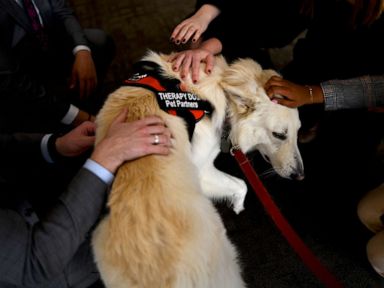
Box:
[221,58,304,182]
[92,50,303,288]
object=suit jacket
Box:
[0,168,108,288]
[0,132,44,180]
[0,133,108,287]
[0,0,88,48]
[0,0,89,133]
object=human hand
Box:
[56,121,96,157]
[72,110,96,127]
[170,4,220,45]
[90,109,172,174]
[169,48,215,83]
[265,76,323,108]
[69,50,98,100]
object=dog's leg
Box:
[192,122,247,214]
[197,143,247,213]
[200,164,247,214]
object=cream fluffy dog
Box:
[92,50,303,288]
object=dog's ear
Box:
[221,79,269,116]
[221,58,271,115]
[223,89,255,115]
[260,69,281,85]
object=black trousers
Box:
[0,28,116,134]
[43,28,116,116]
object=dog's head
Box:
[221,58,304,180]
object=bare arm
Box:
[169,37,222,83]
[170,4,221,45]
[265,76,323,108]
[265,75,384,110]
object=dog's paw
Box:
[232,179,247,214]
[233,203,244,214]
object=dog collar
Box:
[123,61,213,140]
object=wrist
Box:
[199,4,220,21]
[72,110,93,126]
[304,85,314,104]
[61,104,79,125]
[83,159,115,185]
[310,85,325,104]
[304,85,324,105]
[201,38,222,55]
[90,155,119,175]
[90,143,121,174]
[48,133,63,161]
[73,45,91,55]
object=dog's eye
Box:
[272,131,287,140]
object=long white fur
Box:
[92,50,304,288]
[221,58,304,180]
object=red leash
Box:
[231,147,344,288]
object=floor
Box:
[69,1,384,287]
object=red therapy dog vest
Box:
[124,61,213,140]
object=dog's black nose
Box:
[290,159,304,180]
[290,171,305,181]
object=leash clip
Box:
[230,144,240,156]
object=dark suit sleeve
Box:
[0,133,46,178]
[0,168,108,286]
[0,64,71,128]
[0,133,43,159]
[51,0,89,47]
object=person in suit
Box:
[0,109,172,288]
[0,0,115,133]
[0,0,116,215]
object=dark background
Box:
[68,0,193,85]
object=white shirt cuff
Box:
[61,104,79,125]
[83,159,115,185]
[41,134,54,163]
[72,45,91,55]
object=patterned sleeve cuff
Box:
[320,81,343,111]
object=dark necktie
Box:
[22,0,48,50]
